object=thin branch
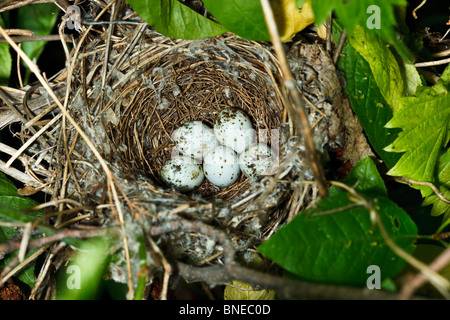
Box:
[412,0,428,19]
[333,29,347,65]
[0,0,56,12]
[0,228,108,257]
[400,246,450,299]
[259,0,328,198]
[176,262,424,300]
[326,14,332,53]
[433,48,450,58]
[2,29,34,36]
[414,57,450,68]
[394,176,450,204]
[0,245,50,286]
[0,34,72,44]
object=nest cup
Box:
[108,37,285,200]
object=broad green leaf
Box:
[329,157,387,197]
[259,192,417,286]
[0,14,11,85]
[335,23,401,168]
[202,0,269,41]
[298,0,409,59]
[0,171,19,196]
[17,4,59,63]
[422,150,450,220]
[347,25,415,112]
[55,237,110,300]
[341,157,387,196]
[126,0,227,39]
[384,64,450,189]
[259,158,418,286]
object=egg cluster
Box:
[160,108,275,192]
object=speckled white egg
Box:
[172,121,218,159]
[213,108,256,154]
[239,144,274,179]
[203,146,241,187]
[161,156,204,192]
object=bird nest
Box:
[0,1,370,295]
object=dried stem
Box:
[412,0,428,19]
[0,34,72,44]
[0,227,108,257]
[394,176,450,204]
[400,246,450,299]
[260,0,328,198]
[414,57,450,68]
[333,29,347,65]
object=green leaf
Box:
[55,237,110,300]
[259,193,417,286]
[17,4,59,63]
[202,0,269,41]
[259,158,418,286]
[224,280,275,300]
[384,64,450,188]
[126,0,228,39]
[0,14,11,85]
[299,0,409,58]
[422,150,450,220]
[341,157,387,196]
[335,23,401,168]
[347,25,418,112]
[0,248,38,287]
[0,171,19,196]
[0,173,44,287]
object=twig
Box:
[412,0,428,19]
[326,14,332,53]
[0,159,42,188]
[433,48,450,58]
[414,57,450,68]
[0,245,50,287]
[29,244,55,299]
[400,246,450,299]
[4,113,62,168]
[333,29,347,65]
[146,234,172,300]
[440,28,450,42]
[0,0,55,12]
[0,228,108,256]
[0,35,72,44]
[177,262,423,300]
[260,0,328,198]
[394,176,450,204]
[2,29,34,37]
